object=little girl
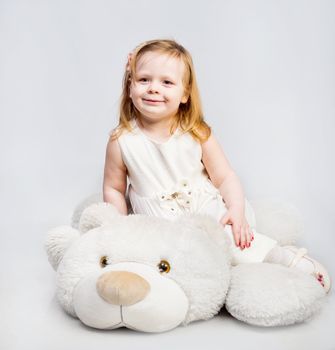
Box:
[103,39,331,293]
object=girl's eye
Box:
[139,78,148,82]
[163,80,173,85]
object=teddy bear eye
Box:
[157,260,171,273]
[100,256,109,268]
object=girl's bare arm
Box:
[201,132,245,211]
[201,131,253,249]
[103,135,128,215]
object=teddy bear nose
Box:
[96,270,150,306]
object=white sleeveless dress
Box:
[116,119,277,265]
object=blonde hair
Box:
[112,39,211,143]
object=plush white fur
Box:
[45,226,80,270]
[249,199,304,245]
[78,201,120,233]
[46,204,232,332]
[71,193,103,229]
[225,263,325,326]
[71,192,132,229]
[46,199,327,332]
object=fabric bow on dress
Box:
[157,178,193,213]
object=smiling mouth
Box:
[143,98,165,103]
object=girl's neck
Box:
[136,116,177,138]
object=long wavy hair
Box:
[111,39,211,143]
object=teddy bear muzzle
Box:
[96,270,150,306]
[72,262,189,332]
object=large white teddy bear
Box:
[45,199,326,332]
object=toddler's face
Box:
[129,51,188,123]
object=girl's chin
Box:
[136,113,175,121]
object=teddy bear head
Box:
[45,203,232,332]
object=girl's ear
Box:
[181,94,189,104]
[181,87,189,104]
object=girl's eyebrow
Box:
[136,72,177,80]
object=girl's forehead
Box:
[135,51,185,75]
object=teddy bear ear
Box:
[44,226,80,270]
[71,193,103,229]
[248,199,304,245]
[78,202,120,233]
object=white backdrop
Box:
[1,1,334,349]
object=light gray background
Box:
[1,0,334,349]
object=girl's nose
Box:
[148,81,159,93]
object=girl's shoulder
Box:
[108,122,135,141]
[108,126,122,138]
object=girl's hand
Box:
[220,207,254,249]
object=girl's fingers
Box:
[231,222,254,250]
[238,225,253,249]
[232,225,241,247]
[244,226,251,248]
[234,233,240,247]
[239,226,246,250]
[244,225,248,242]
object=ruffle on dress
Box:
[129,176,226,221]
